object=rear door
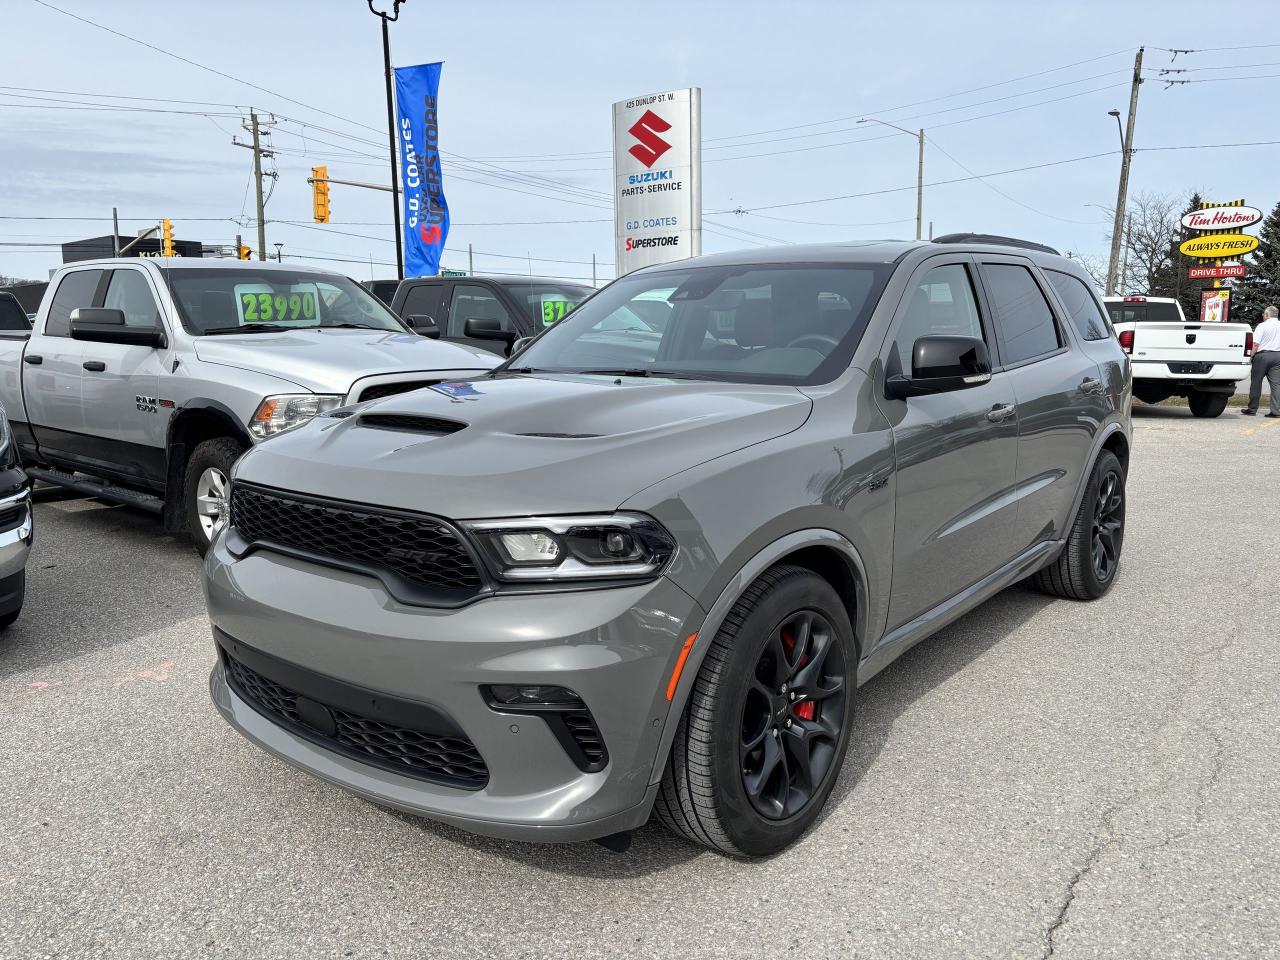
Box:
[78,266,172,483]
[877,255,1021,631]
[975,258,1107,550]
[1105,298,1248,371]
[22,268,103,463]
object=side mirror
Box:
[510,336,534,356]
[405,315,440,339]
[70,308,168,349]
[463,317,516,344]
[886,335,991,400]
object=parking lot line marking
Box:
[1243,419,1279,436]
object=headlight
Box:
[249,394,344,439]
[463,513,676,582]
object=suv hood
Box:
[192,329,495,393]
[234,373,813,517]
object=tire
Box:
[1034,450,1125,600]
[1188,391,1229,418]
[655,564,856,857]
[0,571,23,630]
[183,437,244,556]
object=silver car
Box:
[206,237,1131,856]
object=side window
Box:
[893,263,984,372]
[981,264,1062,365]
[103,270,160,328]
[448,284,513,338]
[0,296,30,332]
[400,283,446,322]
[44,269,104,337]
[1045,270,1110,341]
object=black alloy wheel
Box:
[1091,468,1125,583]
[739,609,847,821]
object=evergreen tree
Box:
[1233,200,1280,325]
[1150,192,1207,321]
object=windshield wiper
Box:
[574,368,695,379]
[201,323,292,335]
[321,322,384,330]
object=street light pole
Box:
[368,0,406,281]
[858,117,924,240]
[1105,48,1144,297]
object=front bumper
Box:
[0,486,33,585]
[204,533,703,842]
[1131,359,1251,382]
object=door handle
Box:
[986,403,1017,423]
[1080,377,1103,394]
[23,354,42,365]
[83,360,106,372]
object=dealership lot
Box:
[1,406,1277,960]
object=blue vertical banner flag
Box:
[394,62,449,278]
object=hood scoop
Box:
[358,414,466,435]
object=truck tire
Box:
[184,437,244,556]
[1188,392,1229,418]
[1034,450,1125,601]
[655,565,856,857]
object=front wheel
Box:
[655,565,856,857]
[1188,391,1229,418]
[183,437,244,556]
[1034,450,1126,600]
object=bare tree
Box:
[1122,192,1181,294]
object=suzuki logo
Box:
[627,110,673,168]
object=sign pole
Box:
[369,1,406,281]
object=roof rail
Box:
[932,233,1060,256]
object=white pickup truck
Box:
[1103,295,1253,418]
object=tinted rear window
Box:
[1106,302,1183,324]
[0,295,30,332]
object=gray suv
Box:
[205,236,1131,857]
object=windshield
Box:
[507,263,893,384]
[501,282,595,329]
[1106,301,1183,324]
[165,268,409,335]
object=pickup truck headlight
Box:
[249,394,344,439]
[463,513,676,582]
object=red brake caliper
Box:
[782,630,817,721]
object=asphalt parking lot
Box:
[2,405,1277,960]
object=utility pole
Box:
[368,1,406,280]
[1106,48,1144,296]
[112,207,121,256]
[233,111,276,261]
[468,243,474,276]
[857,117,925,240]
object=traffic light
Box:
[238,244,252,260]
[312,166,330,224]
[161,218,175,257]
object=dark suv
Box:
[206,236,1131,857]
[390,275,594,353]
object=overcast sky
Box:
[2,0,1278,284]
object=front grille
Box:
[359,380,438,402]
[563,710,608,770]
[224,651,489,788]
[229,485,484,597]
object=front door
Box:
[78,267,171,484]
[876,257,1021,631]
[444,282,517,354]
[23,268,103,464]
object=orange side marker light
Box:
[665,632,699,701]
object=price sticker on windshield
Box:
[233,283,320,325]
[540,297,575,327]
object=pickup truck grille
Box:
[229,484,484,599]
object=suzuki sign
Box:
[613,88,701,275]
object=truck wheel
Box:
[0,571,24,630]
[1034,450,1125,601]
[1188,392,1229,418]
[655,565,855,857]
[184,437,244,556]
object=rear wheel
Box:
[183,437,244,556]
[1188,391,1229,418]
[655,565,855,857]
[1034,450,1125,600]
